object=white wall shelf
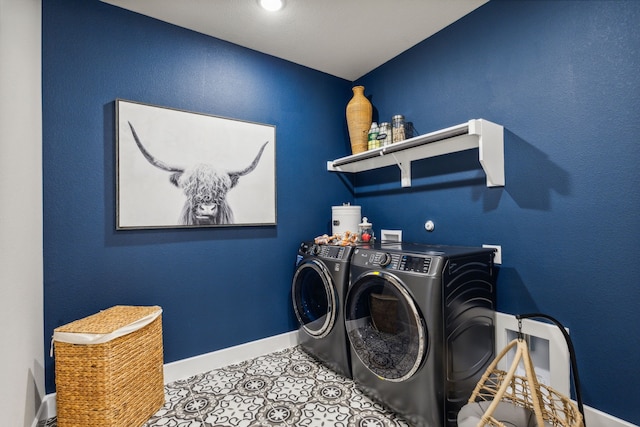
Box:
[327,119,504,188]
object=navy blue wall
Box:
[43,0,639,424]
[42,0,352,393]
[355,1,639,423]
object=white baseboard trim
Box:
[35,331,299,423]
[33,330,638,427]
[32,393,56,427]
[163,330,299,383]
[584,404,638,427]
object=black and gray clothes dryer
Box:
[345,242,496,426]
[292,241,354,378]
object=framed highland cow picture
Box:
[116,99,276,229]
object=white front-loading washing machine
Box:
[292,241,354,378]
[345,242,497,426]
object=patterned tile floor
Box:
[43,346,411,427]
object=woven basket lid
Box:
[54,305,161,335]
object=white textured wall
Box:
[0,0,44,426]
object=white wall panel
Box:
[0,0,44,425]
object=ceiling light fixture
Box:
[259,0,284,12]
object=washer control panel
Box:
[317,244,348,260]
[299,242,350,260]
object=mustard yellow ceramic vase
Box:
[346,86,372,155]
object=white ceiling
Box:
[101,0,488,81]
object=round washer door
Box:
[292,260,337,339]
[345,271,427,382]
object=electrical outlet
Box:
[483,244,502,264]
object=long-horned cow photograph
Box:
[116,99,276,229]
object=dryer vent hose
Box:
[516,313,585,426]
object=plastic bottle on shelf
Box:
[367,122,379,150]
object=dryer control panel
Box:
[357,250,432,274]
[398,254,432,273]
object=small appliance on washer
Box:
[345,242,496,426]
[292,241,354,378]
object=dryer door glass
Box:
[292,260,337,338]
[345,272,427,382]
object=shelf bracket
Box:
[390,153,412,187]
[470,119,505,187]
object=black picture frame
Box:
[116,99,276,229]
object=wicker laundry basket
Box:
[53,305,165,427]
